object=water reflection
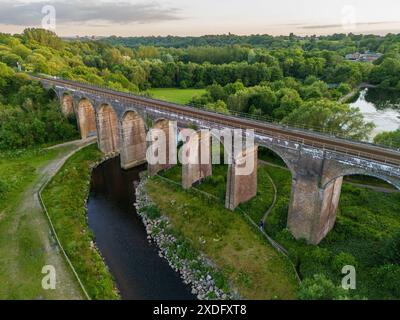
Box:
[350,88,400,138]
[88,157,194,300]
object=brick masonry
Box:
[49,83,400,245]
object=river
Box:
[350,88,400,138]
[87,157,194,300]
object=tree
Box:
[205,100,230,114]
[207,83,227,102]
[282,99,375,140]
[273,88,303,119]
[247,86,278,116]
[373,129,400,149]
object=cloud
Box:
[0,0,183,26]
[300,21,399,30]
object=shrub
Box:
[382,231,400,264]
[333,252,358,273]
[142,205,161,219]
[371,264,400,297]
[300,247,333,278]
[298,274,348,300]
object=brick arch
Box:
[322,170,400,191]
[97,103,120,154]
[77,98,97,139]
[120,110,147,170]
[257,144,296,177]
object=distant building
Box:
[345,51,382,62]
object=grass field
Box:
[0,146,79,299]
[159,155,400,299]
[149,88,206,105]
[42,145,119,300]
[146,177,299,300]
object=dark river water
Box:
[87,157,194,300]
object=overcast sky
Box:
[1,0,400,37]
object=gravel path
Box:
[11,138,95,299]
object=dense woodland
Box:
[1,29,400,149]
[1,29,400,300]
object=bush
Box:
[333,252,358,273]
[382,231,400,264]
[371,264,400,297]
[298,274,348,300]
[300,247,333,278]
[142,205,161,219]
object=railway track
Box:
[32,75,400,168]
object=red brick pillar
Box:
[225,145,258,210]
[120,111,147,170]
[148,120,177,176]
[182,130,212,189]
[288,175,343,244]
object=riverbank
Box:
[135,177,236,300]
[0,141,92,299]
[156,155,400,299]
[41,145,120,300]
[142,174,299,300]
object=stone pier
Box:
[287,154,344,245]
[225,145,258,210]
[148,119,177,176]
[182,130,212,189]
[97,104,120,154]
[120,111,147,170]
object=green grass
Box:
[160,158,400,299]
[41,145,120,300]
[0,146,75,299]
[146,177,298,300]
[149,88,206,105]
[263,166,400,300]
[159,162,275,224]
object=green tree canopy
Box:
[282,99,375,140]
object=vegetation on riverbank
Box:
[41,144,120,300]
[0,146,80,299]
[136,177,235,300]
[264,167,400,300]
[159,151,400,300]
[146,176,299,299]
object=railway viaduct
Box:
[36,75,400,245]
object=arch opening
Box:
[255,146,294,227]
[77,98,97,139]
[314,172,400,245]
[97,104,120,154]
[120,111,147,170]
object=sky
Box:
[1,0,400,37]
